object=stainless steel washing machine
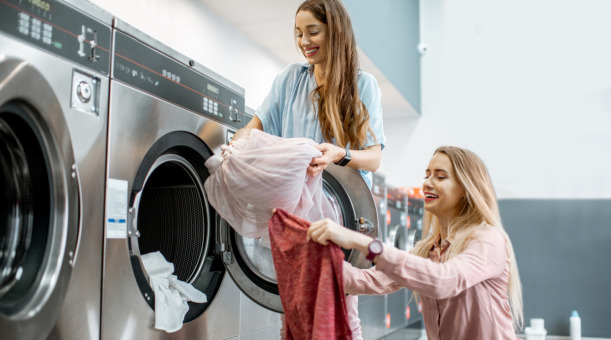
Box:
[358,172,388,340]
[102,18,248,340]
[385,185,410,334]
[0,0,111,339]
[405,187,424,329]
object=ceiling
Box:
[198,0,417,118]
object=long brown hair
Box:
[296,0,373,149]
[411,146,524,331]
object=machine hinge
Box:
[356,217,374,235]
[222,251,232,265]
[127,207,140,238]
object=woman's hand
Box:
[230,115,263,145]
[308,143,345,177]
[229,127,251,145]
[307,218,364,249]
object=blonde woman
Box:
[307,146,524,340]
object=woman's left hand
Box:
[308,143,344,177]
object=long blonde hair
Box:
[411,146,524,331]
[296,0,373,149]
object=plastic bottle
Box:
[570,310,581,340]
[525,318,547,340]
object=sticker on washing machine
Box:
[106,178,128,238]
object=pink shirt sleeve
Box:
[374,227,508,299]
[342,261,403,296]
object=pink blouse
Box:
[343,226,517,340]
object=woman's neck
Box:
[313,64,326,85]
[438,216,450,241]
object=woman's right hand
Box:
[230,127,251,145]
[308,218,374,257]
[230,115,263,145]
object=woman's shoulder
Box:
[272,62,310,87]
[357,69,380,87]
[279,62,310,77]
[357,69,381,98]
[473,224,507,247]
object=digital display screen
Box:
[207,83,219,94]
[27,0,54,13]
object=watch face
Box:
[370,240,383,253]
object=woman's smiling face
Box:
[295,10,327,67]
[423,152,466,223]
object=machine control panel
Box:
[0,0,112,75]
[112,31,246,130]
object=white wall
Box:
[89,0,284,109]
[90,0,611,198]
[379,0,611,199]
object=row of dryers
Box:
[0,0,382,339]
[358,173,425,339]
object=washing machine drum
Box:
[136,159,209,283]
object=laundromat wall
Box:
[88,0,285,110]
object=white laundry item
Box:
[204,129,338,239]
[141,251,207,333]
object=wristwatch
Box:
[366,238,383,261]
[334,148,351,166]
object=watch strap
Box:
[335,148,351,166]
[366,238,383,261]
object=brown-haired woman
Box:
[233,0,385,188]
[232,1,385,338]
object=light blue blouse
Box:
[255,62,386,187]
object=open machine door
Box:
[218,164,379,312]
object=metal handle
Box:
[229,99,241,122]
[89,31,100,61]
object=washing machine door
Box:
[0,59,79,336]
[219,164,378,312]
[122,131,225,321]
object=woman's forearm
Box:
[232,115,263,143]
[346,144,382,172]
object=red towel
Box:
[269,209,351,340]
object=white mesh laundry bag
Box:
[204,129,337,238]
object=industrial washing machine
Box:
[384,185,425,336]
[405,187,425,331]
[102,17,248,339]
[385,185,411,334]
[0,0,111,339]
[357,172,388,340]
